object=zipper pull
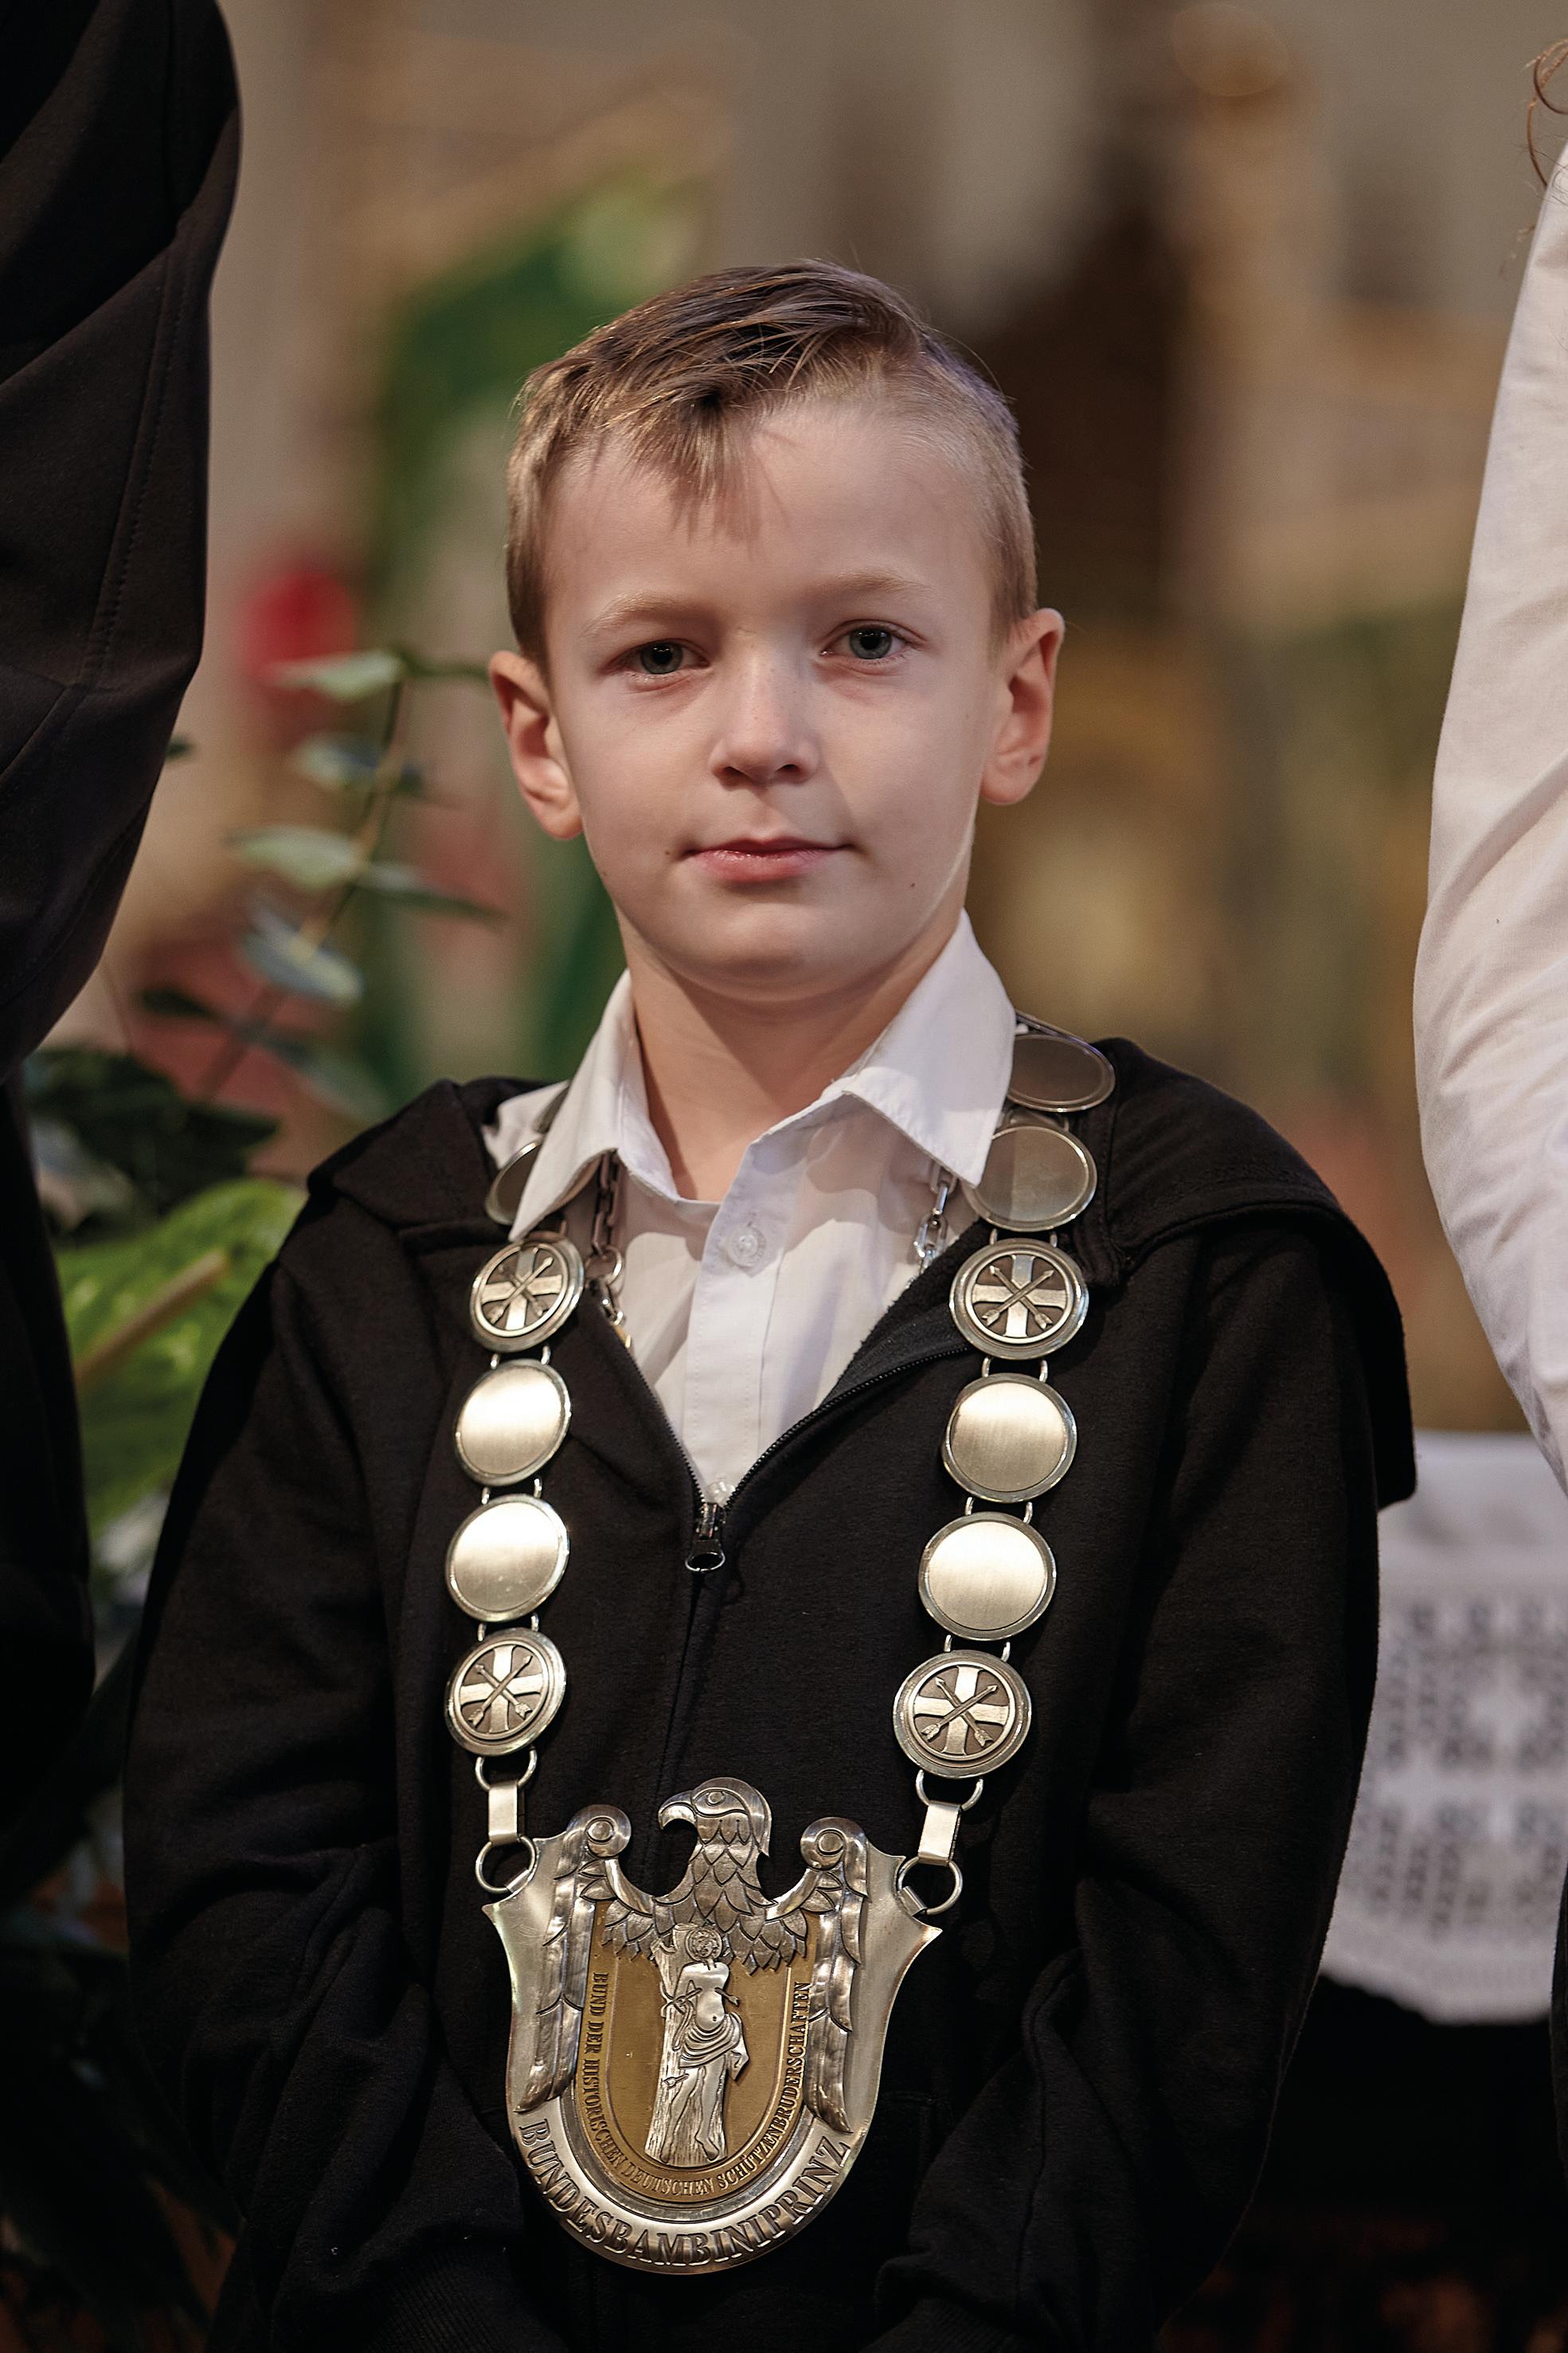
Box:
[686,1496,727,1575]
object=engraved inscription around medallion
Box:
[488,1781,939,2273]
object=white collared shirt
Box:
[1414,136,1568,1490]
[487,914,1017,1499]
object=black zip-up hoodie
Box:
[124,1039,1412,2353]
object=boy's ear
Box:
[490,650,583,841]
[980,609,1064,810]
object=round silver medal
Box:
[484,1139,542,1229]
[470,1235,585,1353]
[454,1360,571,1487]
[893,1650,1033,1777]
[446,1494,570,1623]
[1007,1032,1115,1114]
[918,1513,1057,1640]
[950,1239,1088,1360]
[446,1628,566,1755]
[942,1373,1076,1501]
[962,1121,1096,1232]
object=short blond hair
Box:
[503,260,1036,660]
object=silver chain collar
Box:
[457,1020,1113,1909]
[440,1019,1116,2273]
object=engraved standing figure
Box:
[504,1776,933,2269]
[647,1924,749,2165]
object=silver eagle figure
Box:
[525,1777,867,2135]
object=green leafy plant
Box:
[27,1051,276,1235]
[143,648,499,1116]
[63,1180,302,1542]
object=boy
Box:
[126,264,1412,2353]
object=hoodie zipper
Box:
[686,1492,728,1573]
[685,1334,968,1548]
[643,1318,970,1807]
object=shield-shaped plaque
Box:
[486,1776,937,2273]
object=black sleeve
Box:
[872,1221,1382,2351]
[124,1247,568,2352]
[0,0,237,1824]
[0,1085,93,1822]
[0,0,237,1069]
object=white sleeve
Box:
[1415,142,1568,1489]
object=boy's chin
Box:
[652,907,902,1004]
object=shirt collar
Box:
[491,911,1016,1235]
[492,975,670,1237]
[823,914,1016,1184]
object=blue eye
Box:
[635,641,684,675]
[845,626,896,660]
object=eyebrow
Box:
[584,572,933,641]
[584,594,711,642]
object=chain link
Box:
[586,1153,632,1341]
[914,1171,956,1270]
[895,1854,964,1916]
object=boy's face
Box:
[491,397,1061,1016]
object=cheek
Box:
[557,709,682,859]
[576,789,668,882]
[837,699,986,844]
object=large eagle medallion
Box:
[486,1776,936,2273]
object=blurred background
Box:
[20,3,1568,2347]
[65,0,1568,1435]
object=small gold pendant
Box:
[487,1777,937,2274]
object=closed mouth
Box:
[694,836,836,856]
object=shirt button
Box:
[726,1223,766,1270]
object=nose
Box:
[708,650,817,789]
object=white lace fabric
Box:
[1322,1429,1568,2022]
